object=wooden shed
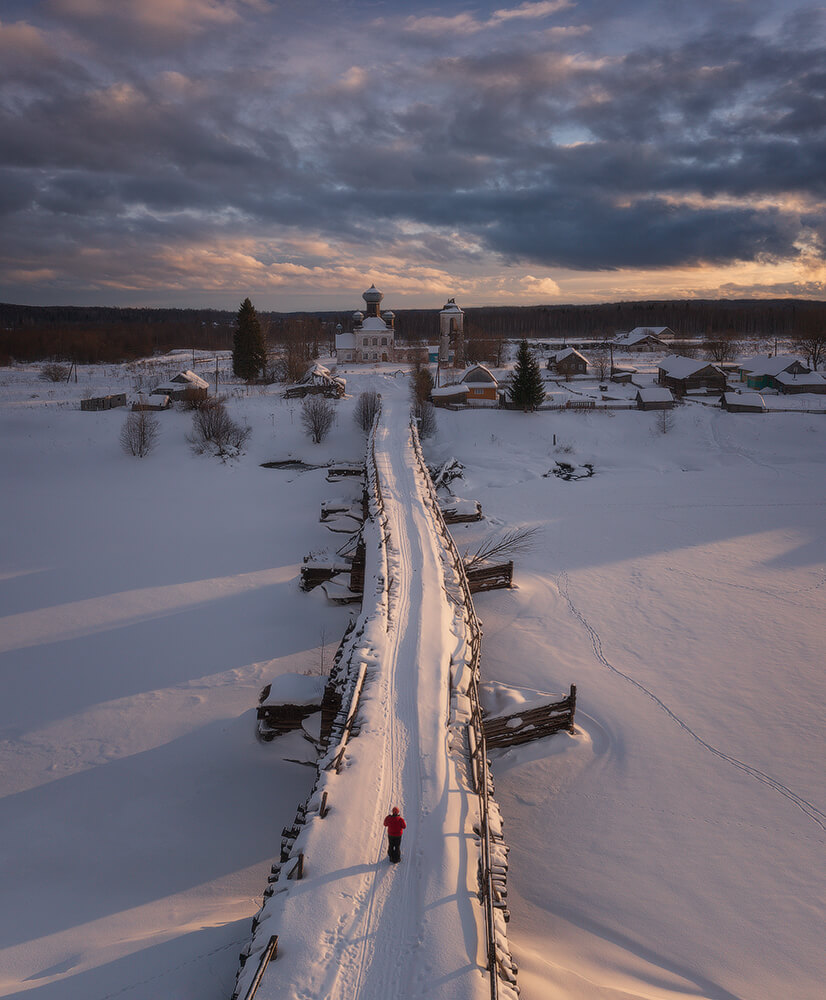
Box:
[132,394,171,411]
[155,370,209,402]
[431,384,468,407]
[636,387,674,410]
[722,392,766,413]
[81,393,127,411]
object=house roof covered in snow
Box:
[658,355,723,379]
[738,355,809,377]
[636,387,673,403]
[431,384,468,398]
[628,326,675,338]
[614,330,665,346]
[168,370,209,389]
[724,391,765,408]
[461,364,497,386]
[550,347,588,364]
[335,331,356,350]
[774,370,825,387]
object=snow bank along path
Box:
[234,389,514,1000]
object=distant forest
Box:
[1,298,824,364]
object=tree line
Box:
[2,297,824,365]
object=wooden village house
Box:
[547,347,588,376]
[612,330,667,352]
[657,356,727,397]
[736,356,822,393]
[461,364,500,406]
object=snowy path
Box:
[254,389,486,1000]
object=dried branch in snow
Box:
[463,525,542,571]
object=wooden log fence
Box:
[409,418,519,1000]
[231,408,387,1000]
[466,561,513,594]
[483,686,576,749]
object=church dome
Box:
[363,284,384,305]
[352,310,364,322]
[382,310,395,320]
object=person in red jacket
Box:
[383,806,406,863]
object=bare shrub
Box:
[188,397,251,457]
[655,408,675,434]
[40,363,69,382]
[354,390,381,433]
[120,410,159,458]
[301,395,335,443]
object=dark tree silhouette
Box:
[232,298,267,380]
[507,340,545,411]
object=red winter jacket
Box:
[383,813,406,837]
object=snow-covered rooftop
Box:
[636,387,673,402]
[659,355,723,379]
[738,355,808,377]
[461,364,497,385]
[774,371,824,387]
[724,391,765,407]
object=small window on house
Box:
[372,337,378,346]
[363,338,369,346]
[381,337,387,346]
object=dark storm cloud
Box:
[1,0,824,302]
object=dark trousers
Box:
[387,835,402,862]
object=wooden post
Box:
[320,791,328,818]
[568,684,577,733]
[289,853,304,880]
[241,935,278,1000]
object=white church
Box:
[334,284,464,366]
[334,285,396,363]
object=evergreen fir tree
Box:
[232,298,267,380]
[507,340,545,411]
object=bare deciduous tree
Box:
[792,317,826,371]
[591,348,611,381]
[301,395,335,443]
[354,390,381,433]
[120,409,159,458]
[188,397,251,457]
[413,400,437,439]
[703,337,740,363]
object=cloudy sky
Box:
[1,0,825,310]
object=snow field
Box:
[427,404,825,1000]
[1,359,824,1000]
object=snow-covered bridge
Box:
[232,388,517,1000]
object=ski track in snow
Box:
[300,395,477,1000]
[557,571,826,831]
